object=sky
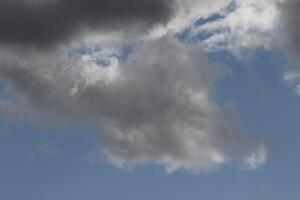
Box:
[1,0,300,199]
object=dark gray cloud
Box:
[277,0,300,95]
[279,0,300,55]
[0,36,267,172]
[0,0,175,48]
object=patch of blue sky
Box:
[0,79,7,98]
[196,1,237,26]
[118,44,134,60]
[68,43,134,68]
[0,79,18,107]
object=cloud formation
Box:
[0,0,233,48]
[279,0,300,55]
[186,0,280,57]
[0,0,269,173]
[0,36,266,172]
[0,0,175,47]
[277,0,300,95]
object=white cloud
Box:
[187,0,280,57]
[159,0,231,33]
[244,144,267,170]
[283,69,300,95]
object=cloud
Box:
[0,0,268,173]
[283,69,300,95]
[186,0,280,57]
[0,36,266,172]
[0,0,175,48]
[277,0,300,94]
[279,0,300,55]
[150,0,230,37]
[0,0,234,48]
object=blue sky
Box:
[1,0,300,199]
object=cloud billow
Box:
[0,0,175,47]
[0,0,268,173]
[0,36,267,172]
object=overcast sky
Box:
[1,0,300,199]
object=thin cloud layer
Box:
[0,37,266,172]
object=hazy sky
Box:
[1,0,300,199]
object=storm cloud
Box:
[276,0,300,95]
[0,0,175,48]
[279,0,300,55]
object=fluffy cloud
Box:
[0,0,270,173]
[283,69,300,95]
[0,36,266,172]
[186,0,280,56]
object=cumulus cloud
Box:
[0,0,270,173]
[0,36,266,172]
